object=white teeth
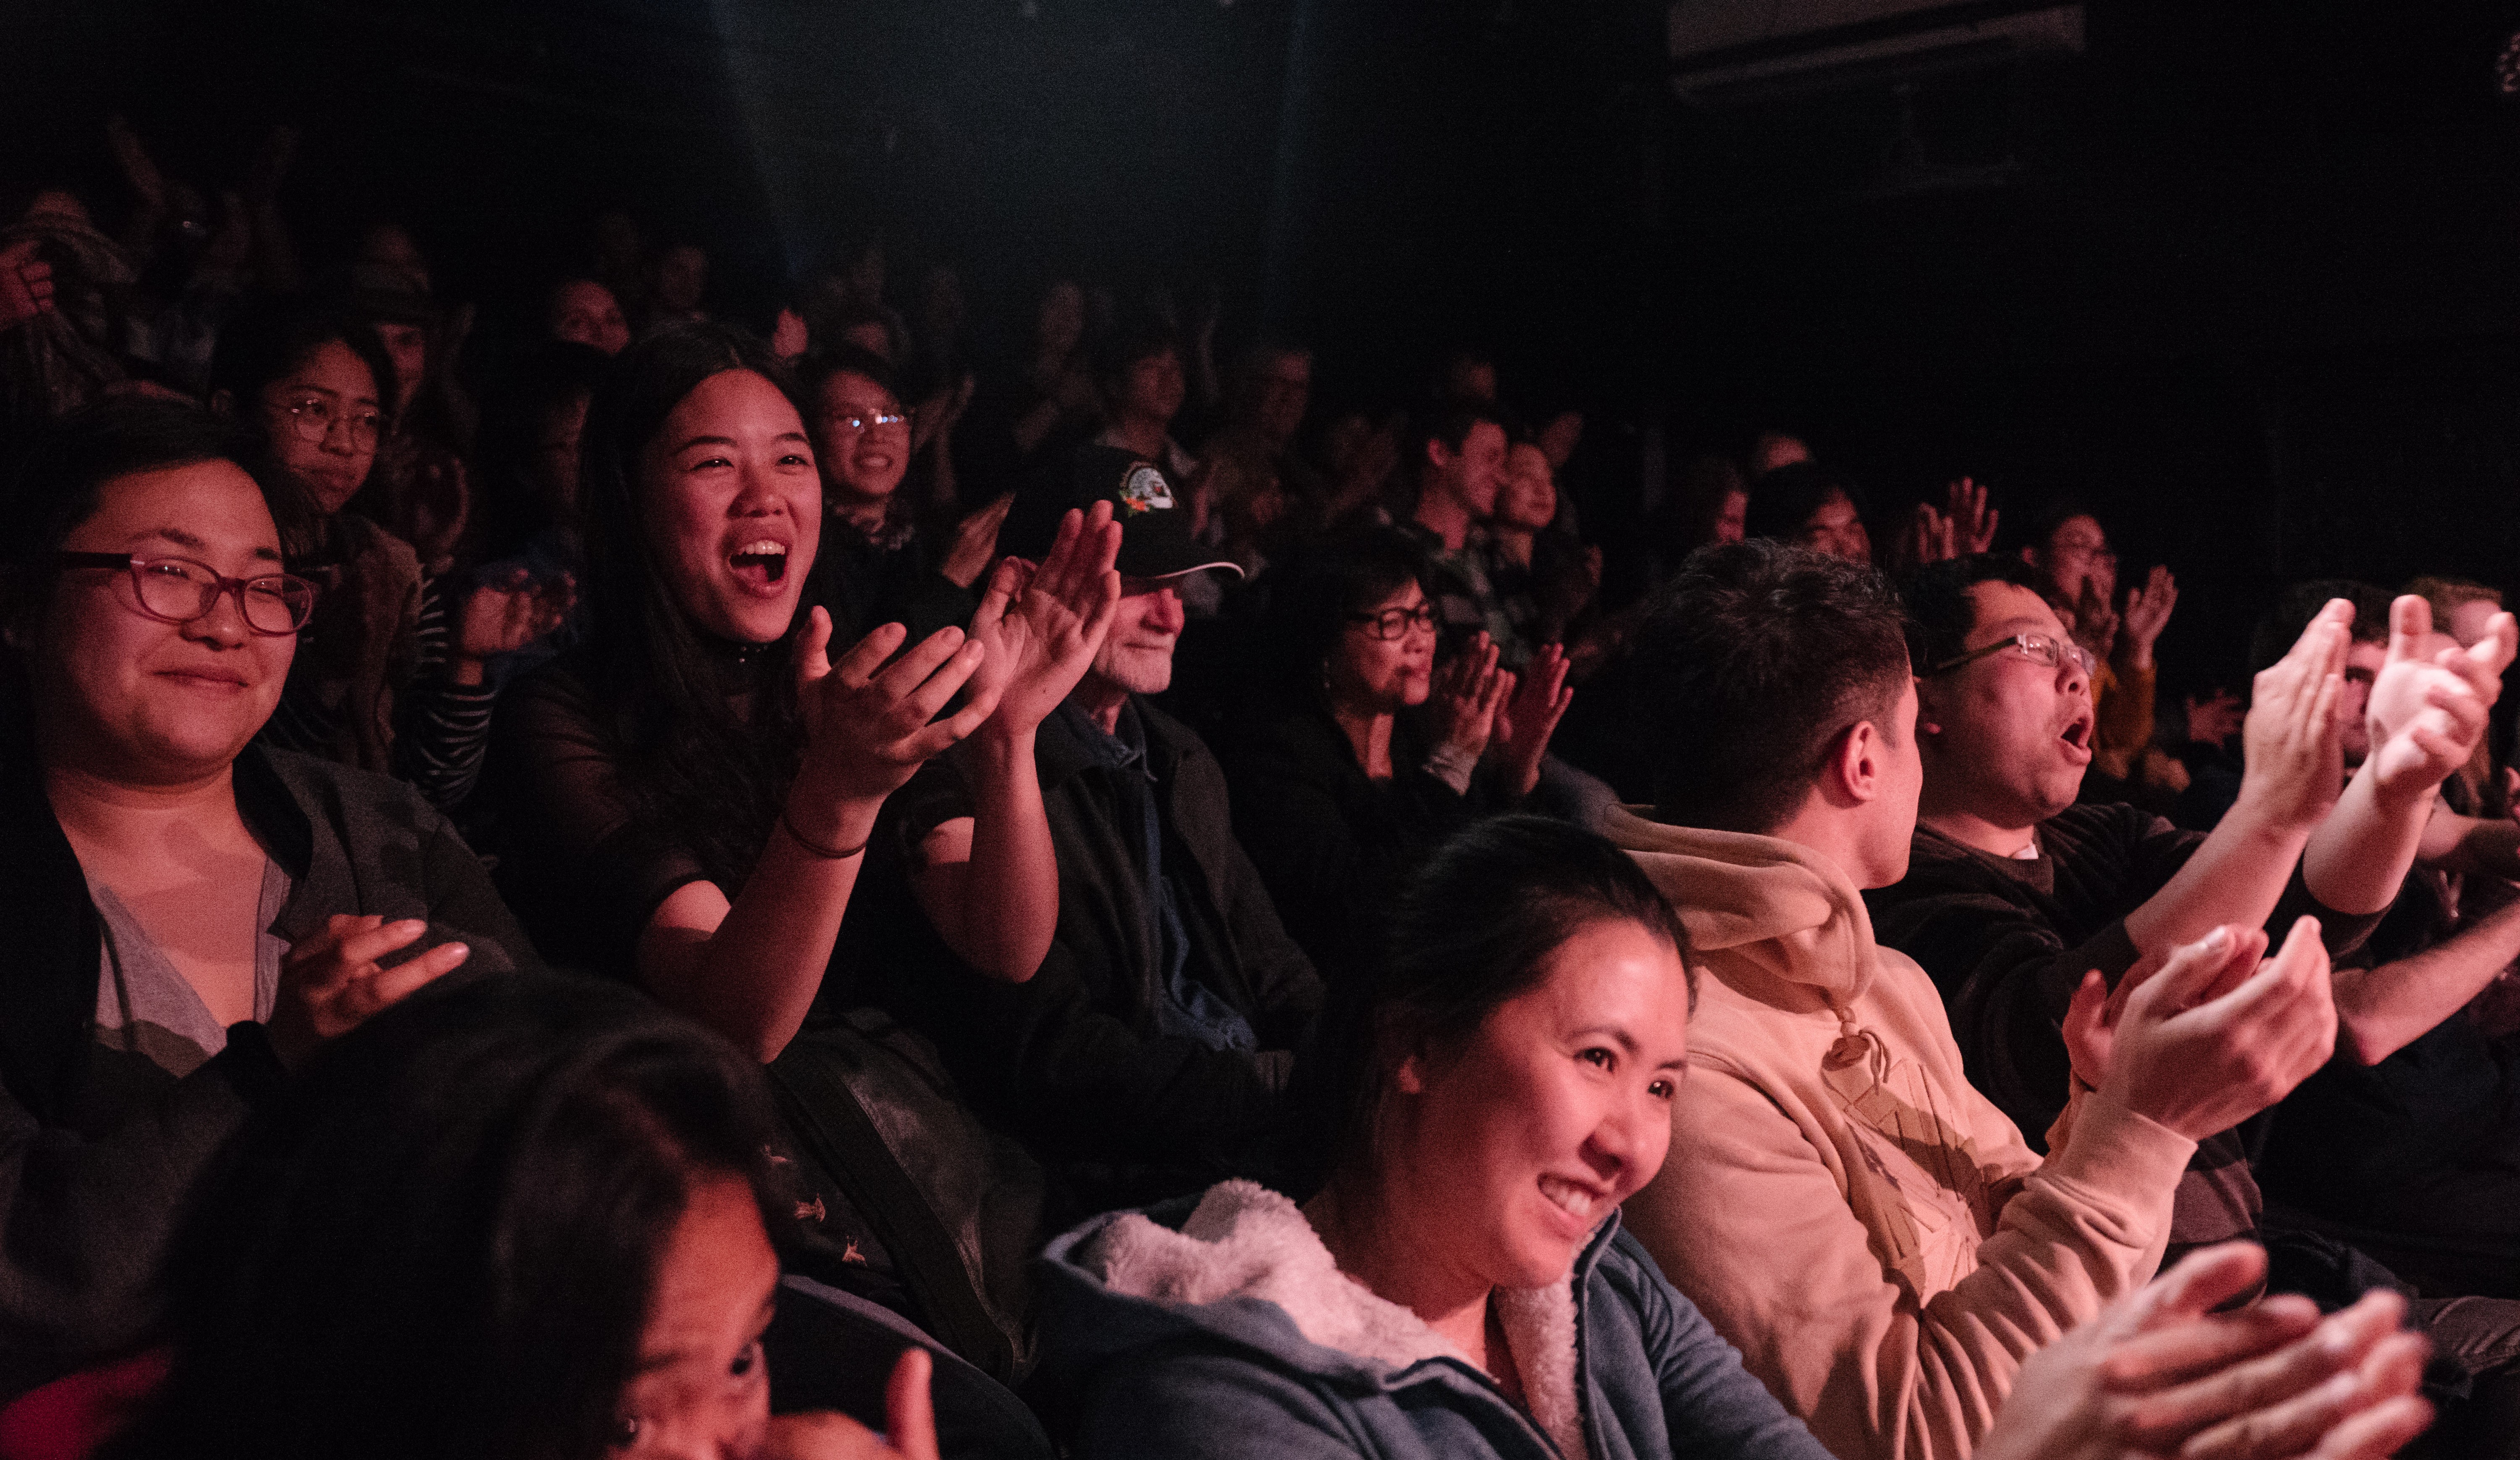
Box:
[1538,1176,1595,1218]
[732,540,787,558]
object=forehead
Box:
[668,369,804,435]
[2047,516,2107,550]
[77,461,281,549]
[1262,354,1310,383]
[1965,580,2064,640]
[276,340,378,400]
[554,281,614,314]
[1502,919,1690,1055]
[816,370,898,409]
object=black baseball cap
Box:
[1000,443,1242,581]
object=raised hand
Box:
[2069,918,2336,1142]
[793,610,995,810]
[1491,642,1574,797]
[265,914,471,1069]
[771,307,810,361]
[1978,1242,2431,1460]
[2184,687,2244,749]
[939,493,1016,589]
[2118,565,2177,667]
[764,1349,939,1460]
[0,241,53,334]
[1891,503,1959,571]
[2364,595,2517,808]
[1428,632,1512,764]
[2234,600,2350,831]
[962,501,1123,737]
[452,568,575,680]
[1945,476,1999,555]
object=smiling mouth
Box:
[1538,1175,1601,1222]
[728,540,790,591]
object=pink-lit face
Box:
[1087,578,1187,697]
[1498,444,1558,533]
[638,370,821,645]
[551,280,631,356]
[2034,516,2114,605]
[1327,582,1436,716]
[30,462,295,784]
[1916,582,2097,829]
[608,1174,779,1459]
[255,339,381,516]
[1384,919,1690,1292]
[1116,349,1186,427]
[1433,421,1509,522]
[1797,491,1870,565]
[809,370,910,510]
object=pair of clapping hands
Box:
[1428,633,1575,799]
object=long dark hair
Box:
[116,972,787,1460]
[1299,815,1692,1192]
[578,321,815,889]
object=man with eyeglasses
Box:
[798,346,999,647]
[1868,556,2520,1331]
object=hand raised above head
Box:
[963,501,1123,738]
[793,608,994,810]
[2365,595,2517,806]
[1945,476,1999,555]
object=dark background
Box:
[10,0,2520,692]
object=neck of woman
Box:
[1303,1171,1496,1371]
[43,754,249,861]
[1330,698,1396,780]
[1490,526,1535,568]
[830,490,892,536]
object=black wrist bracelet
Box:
[780,805,869,860]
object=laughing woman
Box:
[493,322,1117,1058]
[1038,817,2434,1460]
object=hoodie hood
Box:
[1601,805,1881,1006]
[1038,1181,1593,1459]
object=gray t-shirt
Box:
[89,859,292,1081]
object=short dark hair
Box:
[1407,400,1509,480]
[208,297,399,434]
[119,972,786,1460]
[1743,461,1866,545]
[2249,579,2392,675]
[0,398,297,634]
[1089,318,1181,389]
[1633,539,1911,833]
[1900,553,2045,673]
[794,342,898,402]
[1263,525,1432,703]
[1305,815,1690,1192]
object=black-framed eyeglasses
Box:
[825,410,908,434]
[1346,603,1440,641]
[1927,631,2097,679]
[270,395,385,450]
[55,553,321,635]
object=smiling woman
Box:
[0,399,530,1399]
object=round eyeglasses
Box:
[1346,603,1440,641]
[825,410,908,434]
[271,395,386,450]
[1926,631,2097,680]
[55,552,321,635]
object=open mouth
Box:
[2058,710,2095,760]
[728,539,790,593]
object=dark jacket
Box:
[1036,1182,1831,1460]
[1217,703,1496,984]
[890,696,1324,1217]
[0,742,532,1398]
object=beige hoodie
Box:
[1608,808,2195,1460]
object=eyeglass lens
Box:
[135,560,316,633]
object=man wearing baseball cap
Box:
[891,445,1323,1219]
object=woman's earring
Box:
[1921,721,1942,735]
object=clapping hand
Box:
[2072,576,2121,665]
[1429,632,1513,765]
[962,502,1123,738]
[793,610,995,808]
[2184,687,2244,750]
[1491,642,1574,797]
[1944,476,1999,554]
[1979,1242,2430,1460]
[2363,595,2517,809]
[2234,601,2349,832]
[454,568,575,677]
[0,240,52,334]
[265,915,471,1070]
[939,494,1016,589]
[2118,565,2177,668]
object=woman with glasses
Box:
[207,299,558,811]
[0,399,530,1399]
[1218,526,1561,983]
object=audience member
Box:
[1743,461,1869,565]
[1605,539,2335,1460]
[112,971,991,1460]
[544,277,631,358]
[0,400,521,1398]
[885,448,1319,1219]
[1039,815,2430,1460]
[2017,506,2177,792]
[1400,401,1522,663]
[1487,440,1598,650]
[1219,527,1552,982]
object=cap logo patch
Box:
[1117,463,1175,515]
